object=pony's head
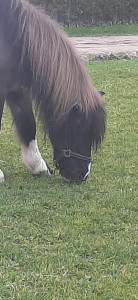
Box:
[49,93,105,182]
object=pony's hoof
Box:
[29,162,52,176]
[35,168,51,176]
[0,169,5,184]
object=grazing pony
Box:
[0,0,106,183]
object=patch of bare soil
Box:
[70,35,138,59]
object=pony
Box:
[0,0,106,183]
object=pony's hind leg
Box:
[0,98,5,183]
[0,98,4,132]
[0,169,4,183]
[6,89,51,176]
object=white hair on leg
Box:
[0,169,4,183]
[83,162,91,181]
[21,139,51,176]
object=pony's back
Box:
[1,0,104,122]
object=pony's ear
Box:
[99,91,105,97]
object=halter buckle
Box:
[62,149,72,157]
[54,149,92,170]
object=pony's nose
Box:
[73,170,88,182]
[78,173,86,181]
[60,166,90,182]
[77,164,91,182]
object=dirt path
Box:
[70,35,138,56]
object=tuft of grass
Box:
[64,24,138,36]
[0,60,138,299]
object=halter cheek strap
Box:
[54,149,92,169]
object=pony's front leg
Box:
[21,138,51,175]
[0,98,5,183]
[7,89,51,176]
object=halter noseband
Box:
[54,149,92,169]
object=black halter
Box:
[54,149,92,169]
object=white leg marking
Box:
[0,169,5,184]
[21,139,51,176]
[83,162,91,180]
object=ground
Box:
[70,35,138,58]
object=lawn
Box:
[0,60,138,299]
[64,24,138,36]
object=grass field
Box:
[64,24,138,36]
[0,60,138,299]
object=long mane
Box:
[0,0,105,131]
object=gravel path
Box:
[70,35,138,58]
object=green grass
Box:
[64,24,138,36]
[0,60,138,299]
